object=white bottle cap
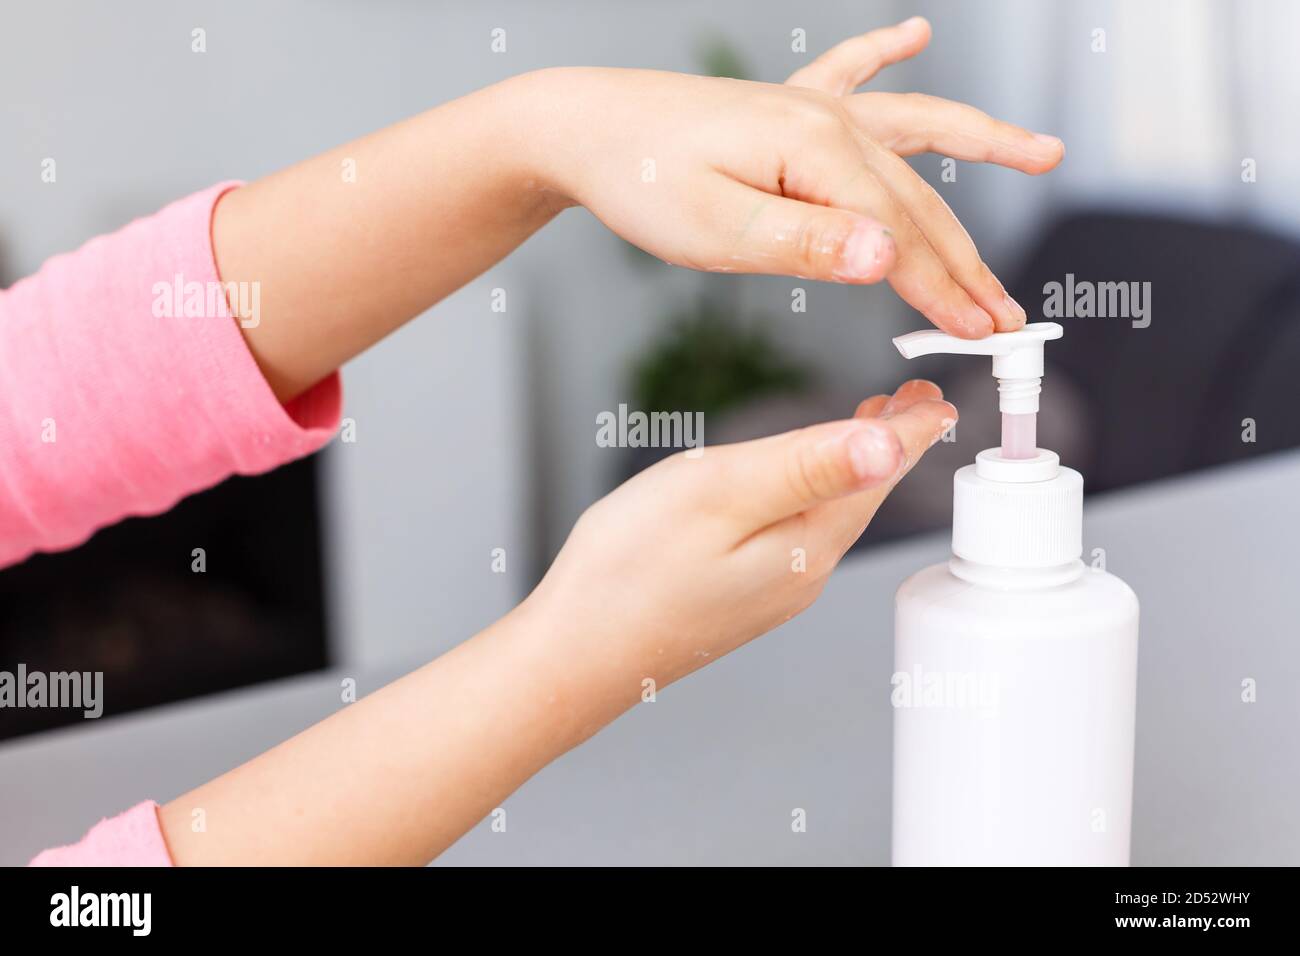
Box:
[952,451,1082,570]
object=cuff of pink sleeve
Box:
[0,180,342,569]
[183,181,342,470]
[29,801,174,867]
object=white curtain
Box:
[912,0,1300,246]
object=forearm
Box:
[157,595,638,865]
[214,70,569,401]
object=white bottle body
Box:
[892,561,1139,866]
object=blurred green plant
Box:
[631,294,811,420]
[697,35,751,81]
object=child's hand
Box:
[160,379,953,866]
[215,17,1064,400]
[523,18,1063,339]
[519,379,955,702]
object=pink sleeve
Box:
[0,180,342,570]
[7,183,342,866]
[29,802,173,867]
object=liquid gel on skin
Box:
[889,323,1140,866]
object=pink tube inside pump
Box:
[1001,412,1037,459]
[891,322,1065,463]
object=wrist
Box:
[505,67,603,211]
[505,583,649,751]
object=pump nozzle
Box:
[893,322,1063,460]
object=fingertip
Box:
[924,396,959,422]
[936,398,959,423]
[834,219,896,283]
[883,378,944,416]
[845,419,904,484]
[995,293,1028,331]
[949,308,995,339]
[1028,133,1065,173]
[899,378,944,402]
[931,400,959,443]
[900,15,932,39]
[902,397,959,449]
[855,394,891,419]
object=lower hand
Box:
[521,379,955,706]
[160,380,952,865]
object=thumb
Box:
[715,418,905,528]
[724,184,896,284]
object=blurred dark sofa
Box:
[1015,211,1300,491]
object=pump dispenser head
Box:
[892,321,1082,580]
[893,322,1063,460]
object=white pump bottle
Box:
[889,323,1139,866]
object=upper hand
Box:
[525,17,1063,338]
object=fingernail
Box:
[835,222,894,282]
[882,379,940,418]
[1004,293,1027,325]
[901,16,928,28]
[891,378,942,407]
[846,423,901,483]
[1033,133,1064,151]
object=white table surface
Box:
[3,451,1298,866]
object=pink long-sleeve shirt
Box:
[4,182,342,865]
